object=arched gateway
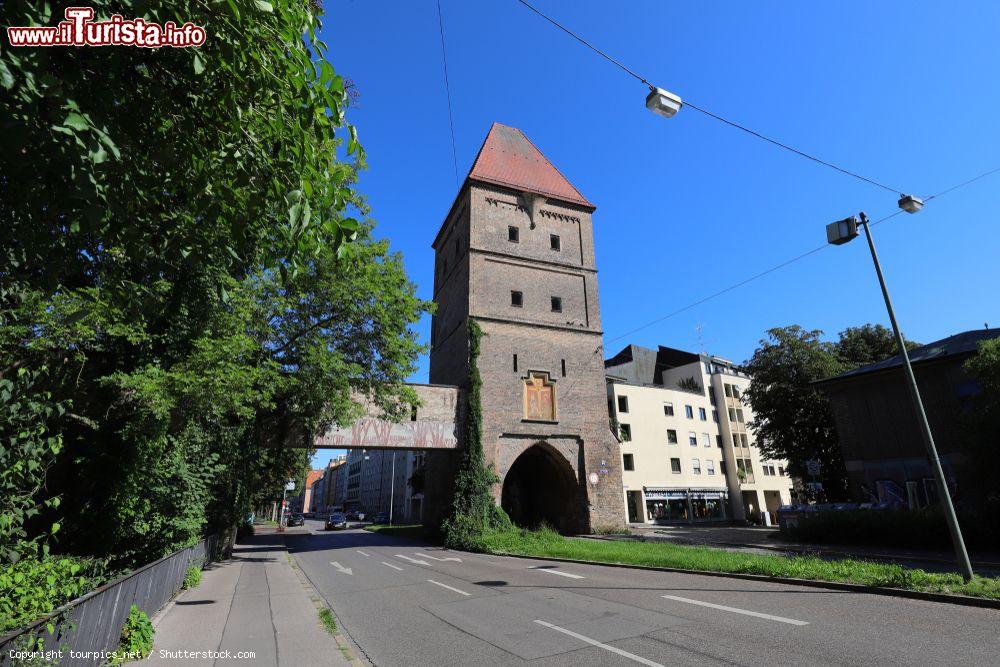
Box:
[501,443,578,532]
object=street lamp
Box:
[827,211,974,582]
[898,194,924,214]
[645,87,683,118]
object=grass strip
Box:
[482,527,1000,600]
[318,608,337,635]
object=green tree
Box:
[743,326,848,499]
[1,0,430,574]
[835,324,919,369]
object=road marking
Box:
[528,565,584,579]
[421,553,462,562]
[356,550,370,557]
[381,561,403,571]
[533,620,663,667]
[427,579,470,596]
[330,561,353,575]
[661,595,808,626]
[396,554,431,566]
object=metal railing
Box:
[0,534,220,667]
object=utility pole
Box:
[830,213,975,581]
[388,451,397,525]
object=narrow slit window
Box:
[508,226,519,243]
[561,359,566,377]
[550,296,562,312]
[550,234,561,251]
[513,354,518,372]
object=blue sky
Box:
[311,1,999,466]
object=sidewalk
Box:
[142,528,353,665]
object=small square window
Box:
[550,234,561,251]
[688,432,698,447]
[623,453,634,471]
[685,405,693,419]
[551,296,562,312]
[698,407,707,421]
[670,458,681,474]
[702,432,711,448]
[511,291,523,307]
[712,409,718,423]
[663,403,674,416]
[667,429,678,444]
[706,460,715,475]
[619,424,631,441]
[692,458,701,475]
[617,396,629,413]
[716,435,722,447]
[508,226,519,243]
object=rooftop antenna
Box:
[695,323,705,355]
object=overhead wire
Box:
[604,164,1000,344]
[513,0,906,195]
[437,0,461,186]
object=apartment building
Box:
[606,344,793,525]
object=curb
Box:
[281,535,371,666]
[491,551,1000,610]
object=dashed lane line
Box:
[427,579,471,596]
[533,620,664,667]
[528,565,584,579]
[661,595,809,626]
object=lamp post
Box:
[826,211,974,581]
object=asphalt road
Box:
[286,522,999,666]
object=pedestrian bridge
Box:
[312,383,461,450]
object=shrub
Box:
[441,320,512,550]
[182,565,201,590]
[592,525,632,536]
[0,556,91,633]
[109,604,153,664]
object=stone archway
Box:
[500,442,578,533]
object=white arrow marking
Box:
[356,550,371,557]
[421,553,462,562]
[381,561,403,571]
[330,561,353,575]
[395,554,431,566]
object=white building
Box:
[606,345,793,525]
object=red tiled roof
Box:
[467,123,594,209]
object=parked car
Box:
[347,509,366,521]
[372,512,389,525]
[287,513,304,527]
[325,512,348,530]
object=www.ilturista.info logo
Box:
[7,7,206,48]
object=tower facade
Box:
[428,123,624,532]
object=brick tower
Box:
[427,123,624,533]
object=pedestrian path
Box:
[142,528,353,665]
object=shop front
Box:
[643,487,728,524]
